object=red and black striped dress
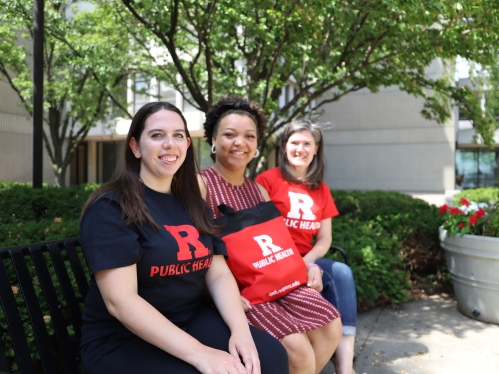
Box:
[200,167,340,340]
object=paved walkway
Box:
[321,294,499,374]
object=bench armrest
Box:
[328,246,350,266]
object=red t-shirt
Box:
[256,167,339,256]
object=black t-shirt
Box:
[80,186,226,346]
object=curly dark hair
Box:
[203,95,267,145]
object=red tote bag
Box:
[214,202,308,305]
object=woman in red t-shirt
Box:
[256,119,358,374]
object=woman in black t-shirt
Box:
[79,102,288,374]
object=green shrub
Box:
[452,188,499,205]
[329,217,410,308]
[485,207,499,237]
[333,190,444,272]
[0,219,81,248]
[0,182,99,247]
[330,190,445,309]
[0,182,100,225]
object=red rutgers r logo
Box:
[164,225,209,261]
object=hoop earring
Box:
[211,144,216,154]
[253,149,260,158]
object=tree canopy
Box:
[461,58,499,146]
[0,0,135,186]
[2,0,498,182]
[110,0,499,174]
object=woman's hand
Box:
[307,266,323,292]
[97,265,253,371]
[240,295,252,313]
[228,330,261,374]
[194,346,253,374]
[205,256,260,373]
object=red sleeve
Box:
[255,168,274,194]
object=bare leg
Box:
[281,333,316,374]
[306,318,342,374]
[334,334,355,374]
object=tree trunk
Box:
[53,164,67,187]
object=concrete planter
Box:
[439,227,499,325]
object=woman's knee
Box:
[309,318,342,354]
[328,317,343,342]
[323,317,343,338]
[331,261,354,281]
[281,333,315,366]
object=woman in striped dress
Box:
[198,95,342,374]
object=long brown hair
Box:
[80,102,218,235]
[278,118,325,190]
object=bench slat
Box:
[46,243,83,345]
[1,237,89,373]
[63,240,89,301]
[31,247,80,373]
[11,249,58,373]
[0,255,36,374]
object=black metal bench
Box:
[0,237,88,374]
[0,236,349,374]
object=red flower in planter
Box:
[440,197,496,237]
[476,208,486,218]
[439,204,449,216]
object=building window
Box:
[133,75,150,113]
[159,81,177,104]
[133,76,179,113]
[97,141,126,183]
[456,149,499,189]
[69,143,88,185]
[183,96,197,113]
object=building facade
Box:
[0,80,54,184]
[318,60,457,200]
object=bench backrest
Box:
[0,237,88,374]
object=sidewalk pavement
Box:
[321,294,499,374]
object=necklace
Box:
[212,163,245,186]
